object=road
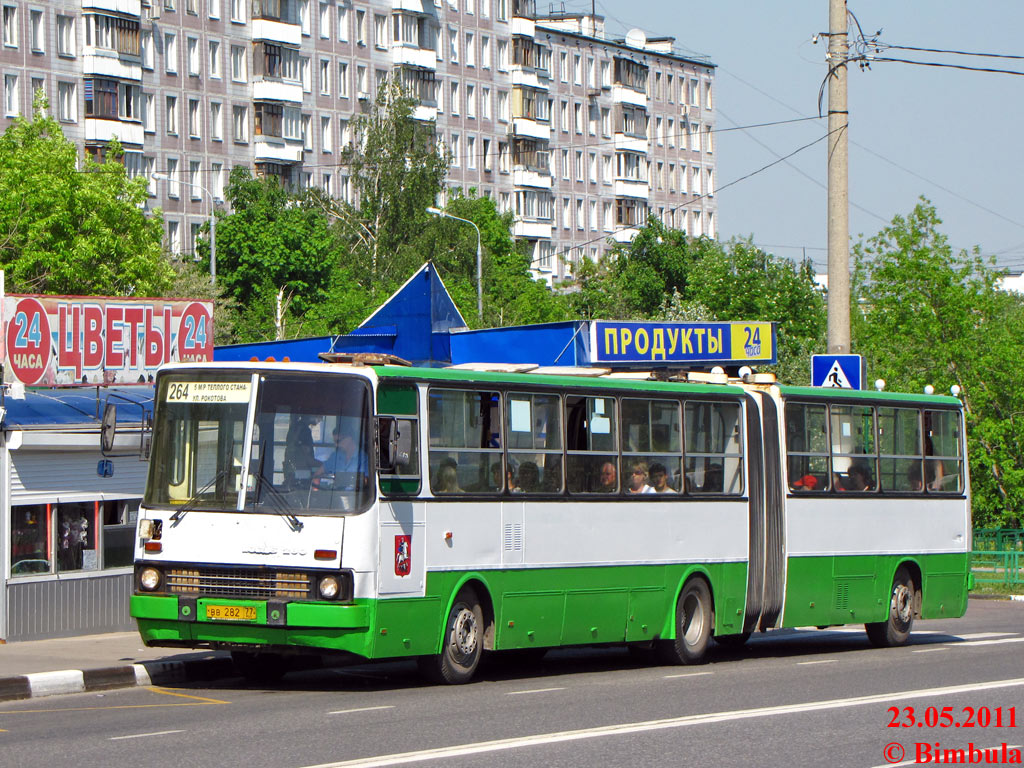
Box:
[1,599,1021,768]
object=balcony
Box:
[512,118,550,141]
[252,19,301,46]
[85,117,144,146]
[513,220,551,239]
[83,0,141,15]
[614,179,649,199]
[512,168,552,189]
[611,85,647,109]
[392,45,436,70]
[82,53,142,82]
[253,79,303,103]
[613,132,647,154]
[254,136,303,163]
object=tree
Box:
[415,193,571,328]
[852,199,1024,527]
[214,168,337,341]
[0,94,170,295]
[331,78,449,288]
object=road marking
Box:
[912,648,948,654]
[948,637,1024,648]
[663,671,713,679]
[507,687,565,696]
[148,687,230,704]
[948,632,1017,641]
[299,677,1024,768]
[795,659,837,666]
[109,729,185,741]
[328,706,395,715]
[872,745,1022,768]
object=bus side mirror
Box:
[377,416,400,473]
[101,403,117,455]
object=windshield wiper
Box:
[169,468,232,524]
[252,441,304,532]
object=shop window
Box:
[11,505,49,575]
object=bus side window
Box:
[924,410,963,493]
[427,388,502,495]
[785,402,830,492]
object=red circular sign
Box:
[6,297,52,385]
[177,302,214,362]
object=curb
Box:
[0,656,235,703]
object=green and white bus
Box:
[130,359,970,683]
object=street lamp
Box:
[427,206,482,321]
[152,172,217,284]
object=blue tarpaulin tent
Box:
[214,263,468,366]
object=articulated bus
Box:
[130,359,970,683]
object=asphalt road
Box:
[2,599,1022,768]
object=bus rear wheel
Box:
[419,587,484,684]
[658,578,713,665]
[866,566,915,648]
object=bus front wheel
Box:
[866,566,915,648]
[658,578,713,665]
[420,587,484,684]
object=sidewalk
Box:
[0,631,234,702]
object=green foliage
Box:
[333,78,450,288]
[852,199,1024,528]
[569,216,826,380]
[415,193,571,328]
[215,168,336,340]
[0,95,170,295]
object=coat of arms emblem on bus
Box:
[395,535,411,576]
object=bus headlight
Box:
[139,567,162,591]
[318,575,340,600]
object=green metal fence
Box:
[972,529,1024,589]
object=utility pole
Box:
[826,0,850,353]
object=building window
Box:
[29,8,42,52]
[3,5,18,48]
[320,114,331,151]
[497,39,507,71]
[140,29,152,68]
[84,77,117,118]
[254,101,283,137]
[319,58,330,94]
[164,94,178,134]
[167,220,180,254]
[166,157,180,197]
[4,73,18,116]
[231,45,246,81]
[188,98,200,137]
[189,160,202,198]
[187,36,200,76]
[465,31,474,66]
[467,135,476,169]
[210,100,222,140]
[143,92,154,131]
[209,40,221,78]
[232,104,248,142]
[57,14,75,56]
[164,32,177,74]
[374,13,386,48]
[231,0,245,22]
[450,132,460,167]
[338,61,348,97]
[336,5,347,40]
[57,81,77,122]
[481,35,490,69]
[355,9,365,44]
[466,83,475,117]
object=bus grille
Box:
[165,567,311,599]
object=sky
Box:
[592,0,1024,273]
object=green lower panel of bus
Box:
[781,552,970,628]
[132,561,749,660]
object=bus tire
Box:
[420,587,484,684]
[713,631,751,649]
[658,578,713,665]
[231,651,288,684]
[865,566,915,648]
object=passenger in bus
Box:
[907,465,924,491]
[516,461,540,493]
[926,458,946,490]
[596,461,617,493]
[314,425,369,490]
[648,463,676,493]
[433,463,462,494]
[284,415,320,489]
[627,461,655,494]
[792,473,818,491]
[843,461,874,491]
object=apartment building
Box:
[0,0,715,284]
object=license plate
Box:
[205,604,257,621]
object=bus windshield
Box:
[145,371,374,515]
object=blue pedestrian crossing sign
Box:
[811,354,864,389]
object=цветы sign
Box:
[1,294,214,386]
